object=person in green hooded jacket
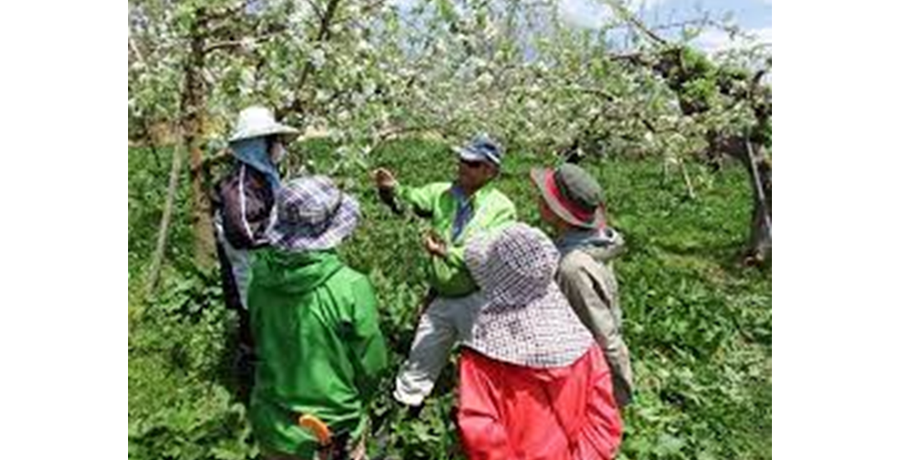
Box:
[247,176,388,460]
[372,134,517,408]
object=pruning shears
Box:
[298,414,352,460]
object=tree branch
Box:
[609,51,653,66]
[129,35,146,65]
[304,0,324,22]
[204,39,246,53]
[204,1,251,24]
[360,0,388,16]
[332,0,387,27]
[376,124,445,141]
[602,0,668,47]
[648,18,714,32]
[278,0,342,118]
[204,31,282,54]
[368,124,447,158]
[751,67,769,91]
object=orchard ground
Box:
[128,139,771,460]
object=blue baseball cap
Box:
[454,134,503,167]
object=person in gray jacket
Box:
[530,163,634,408]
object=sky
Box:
[558,0,772,52]
[388,0,772,54]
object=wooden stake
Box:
[146,126,185,295]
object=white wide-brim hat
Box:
[228,106,300,143]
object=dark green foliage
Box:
[129,268,257,460]
[128,146,197,280]
[129,140,770,460]
[653,47,719,115]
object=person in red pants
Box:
[457,223,623,460]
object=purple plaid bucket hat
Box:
[463,223,595,368]
[267,176,361,252]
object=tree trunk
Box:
[709,132,772,265]
[182,14,215,269]
[744,145,772,264]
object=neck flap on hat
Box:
[230,137,281,190]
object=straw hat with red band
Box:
[530,163,606,229]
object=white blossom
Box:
[310,49,326,69]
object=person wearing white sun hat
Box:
[211,106,300,398]
[215,106,300,309]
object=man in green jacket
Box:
[372,134,517,408]
[531,163,634,408]
[248,176,388,460]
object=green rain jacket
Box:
[396,182,517,298]
[247,249,388,458]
